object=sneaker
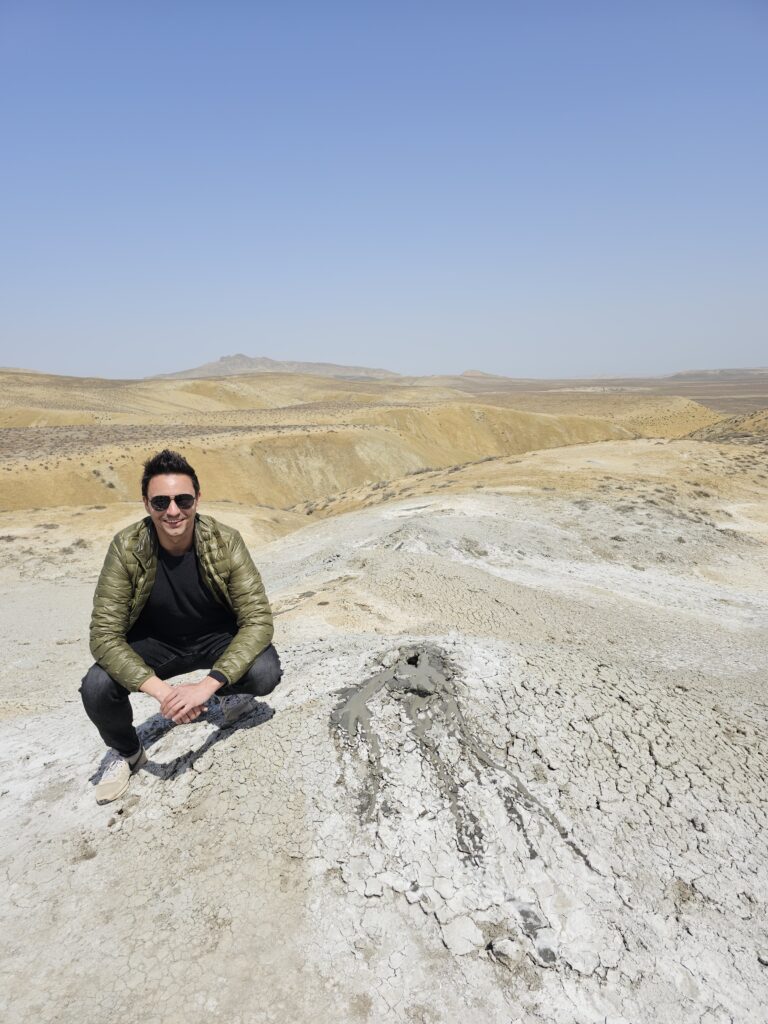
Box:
[219,694,256,727]
[95,747,148,804]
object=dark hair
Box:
[141,449,200,497]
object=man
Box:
[80,448,282,803]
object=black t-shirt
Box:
[129,543,237,648]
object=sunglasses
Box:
[148,493,196,512]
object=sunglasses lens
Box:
[149,494,195,511]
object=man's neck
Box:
[158,537,194,556]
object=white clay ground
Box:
[1,442,767,1024]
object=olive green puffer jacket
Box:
[89,513,274,692]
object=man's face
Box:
[143,473,200,549]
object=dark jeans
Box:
[80,634,283,757]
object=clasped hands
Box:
[159,677,221,725]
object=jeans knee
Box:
[79,663,117,711]
[242,645,283,697]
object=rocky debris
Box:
[440,915,485,955]
[488,935,522,967]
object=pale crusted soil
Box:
[1,459,767,1023]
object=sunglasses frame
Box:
[147,493,197,512]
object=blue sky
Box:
[1,1,766,379]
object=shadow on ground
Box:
[88,701,275,785]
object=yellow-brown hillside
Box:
[0,368,733,513]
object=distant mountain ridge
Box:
[667,367,768,380]
[153,354,399,380]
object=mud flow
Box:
[330,645,607,966]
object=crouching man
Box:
[80,448,282,803]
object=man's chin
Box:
[161,520,190,536]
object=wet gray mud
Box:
[331,645,605,966]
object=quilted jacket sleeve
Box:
[89,537,154,692]
[211,531,274,685]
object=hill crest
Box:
[154,353,399,380]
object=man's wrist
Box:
[139,675,171,701]
[201,674,225,696]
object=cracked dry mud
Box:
[1,450,767,1024]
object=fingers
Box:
[162,687,206,718]
[162,693,184,715]
[160,684,211,723]
[163,695,190,717]
[170,705,208,725]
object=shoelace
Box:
[101,755,130,781]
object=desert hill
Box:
[668,367,768,379]
[0,369,724,513]
[399,367,768,415]
[154,353,399,380]
[688,409,768,444]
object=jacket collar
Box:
[194,513,207,559]
[136,514,210,568]
[134,517,158,569]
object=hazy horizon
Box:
[1,2,766,380]
[3,353,768,383]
